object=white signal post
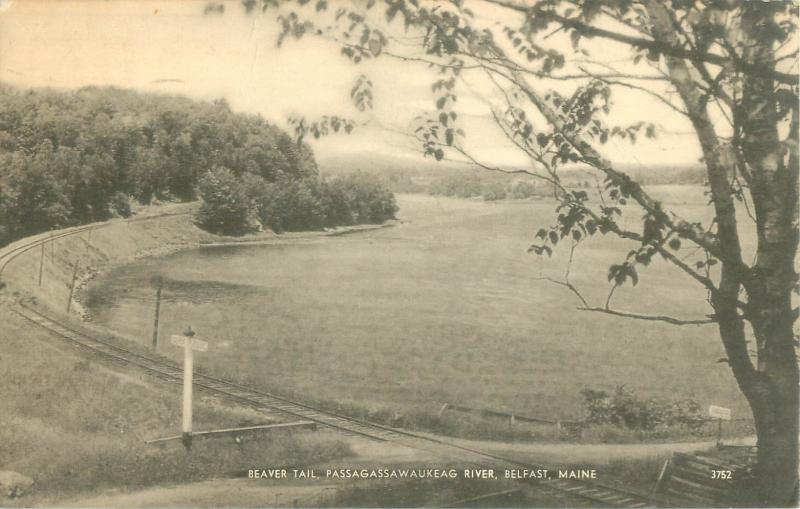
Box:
[171,327,208,449]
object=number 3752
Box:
[712,470,732,479]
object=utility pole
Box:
[152,282,163,350]
[37,240,45,287]
[66,261,79,313]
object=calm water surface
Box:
[87,193,745,417]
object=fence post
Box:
[66,261,79,313]
[152,283,162,350]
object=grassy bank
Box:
[0,202,215,316]
[0,299,351,505]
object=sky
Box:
[0,0,706,169]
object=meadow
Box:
[85,191,751,437]
[0,296,351,505]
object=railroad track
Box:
[0,224,96,275]
[10,302,657,508]
[0,211,193,276]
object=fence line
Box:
[439,402,753,428]
[440,403,580,426]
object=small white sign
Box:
[709,405,731,420]
[170,335,208,352]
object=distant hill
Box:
[318,151,706,199]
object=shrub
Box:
[252,172,397,233]
[195,167,257,235]
[482,181,507,201]
[109,191,133,218]
[580,385,705,431]
[327,172,398,224]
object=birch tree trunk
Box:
[646,2,799,505]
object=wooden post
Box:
[66,261,79,313]
[37,240,45,287]
[716,419,723,448]
[182,335,194,449]
[151,284,162,350]
[49,231,54,263]
[170,328,205,450]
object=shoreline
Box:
[196,220,399,248]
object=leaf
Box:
[536,133,549,146]
[628,265,639,286]
[570,30,581,50]
[607,263,638,286]
[535,228,547,239]
[529,244,553,257]
[368,38,383,56]
[445,128,454,146]
[607,264,623,283]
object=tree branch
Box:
[535,244,717,327]
[482,0,798,85]
[577,65,689,118]
[577,306,717,325]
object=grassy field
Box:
[0,298,351,505]
[84,191,752,438]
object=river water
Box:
[86,193,745,418]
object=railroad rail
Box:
[0,224,95,275]
[0,211,193,276]
[10,302,658,508]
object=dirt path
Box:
[53,478,339,508]
[426,433,756,465]
[52,434,755,508]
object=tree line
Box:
[196,168,397,235]
[0,85,396,244]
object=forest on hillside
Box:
[320,153,707,203]
[0,85,396,244]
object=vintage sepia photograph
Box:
[0,0,797,507]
